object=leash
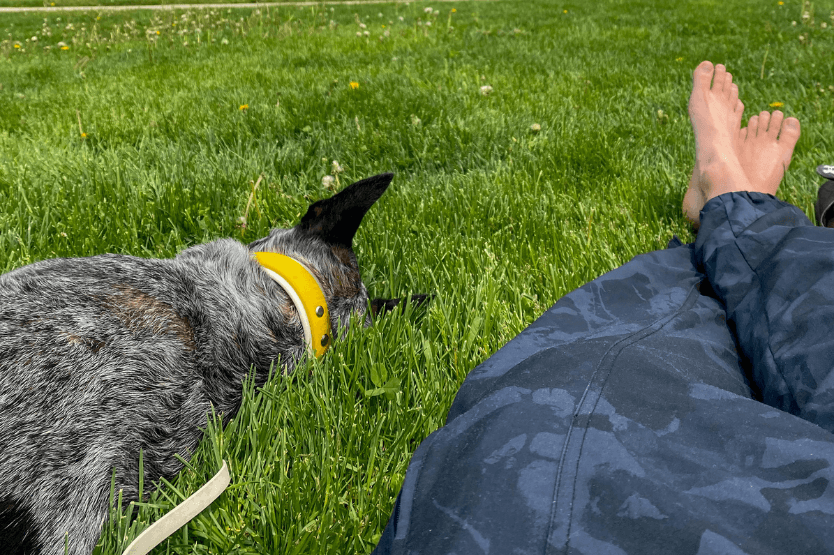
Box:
[121,252,331,555]
[121,461,230,555]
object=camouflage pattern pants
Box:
[373,192,834,555]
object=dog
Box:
[0,172,427,555]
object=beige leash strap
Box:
[122,460,230,555]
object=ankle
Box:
[701,157,752,201]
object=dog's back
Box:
[0,174,406,554]
[0,244,303,554]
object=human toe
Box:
[767,111,784,138]
[692,61,714,94]
[747,115,759,138]
[732,97,744,129]
[724,72,735,98]
[713,64,727,92]
[757,111,772,136]
[729,82,739,105]
[779,117,801,146]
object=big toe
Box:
[780,117,801,146]
[692,61,715,94]
[779,117,801,164]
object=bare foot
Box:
[735,111,800,195]
[682,61,749,227]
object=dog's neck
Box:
[253,252,331,358]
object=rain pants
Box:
[373,192,834,554]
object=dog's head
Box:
[248,173,428,333]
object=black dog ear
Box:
[370,294,432,318]
[297,173,393,248]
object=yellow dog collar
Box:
[254,252,331,358]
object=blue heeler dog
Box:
[0,173,427,555]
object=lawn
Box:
[0,0,412,9]
[2,0,834,553]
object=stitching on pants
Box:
[544,283,702,554]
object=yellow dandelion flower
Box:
[350,81,359,90]
[769,101,784,108]
[50,2,54,5]
[61,45,69,50]
[81,133,87,138]
[452,8,456,12]
[239,104,249,110]
[564,9,568,13]
[676,57,683,62]
[14,44,20,49]
[778,1,784,4]
[156,30,160,35]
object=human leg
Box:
[693,133,834,430]
[375,235,834,555]
[680,62,834,431]
[373,62,834,555]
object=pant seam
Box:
[545,283,702,554]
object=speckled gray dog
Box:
[0,172,426,555]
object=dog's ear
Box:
[370,294,432,318]
[297,173,393,248]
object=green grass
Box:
[0,0,387,8]
[2,0,834,552]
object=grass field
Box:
[0,0,418,9]
[3,0,834,553]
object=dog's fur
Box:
[0,173,425,555]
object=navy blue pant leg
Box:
[696,191,834,431]
[374,192,834,555]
